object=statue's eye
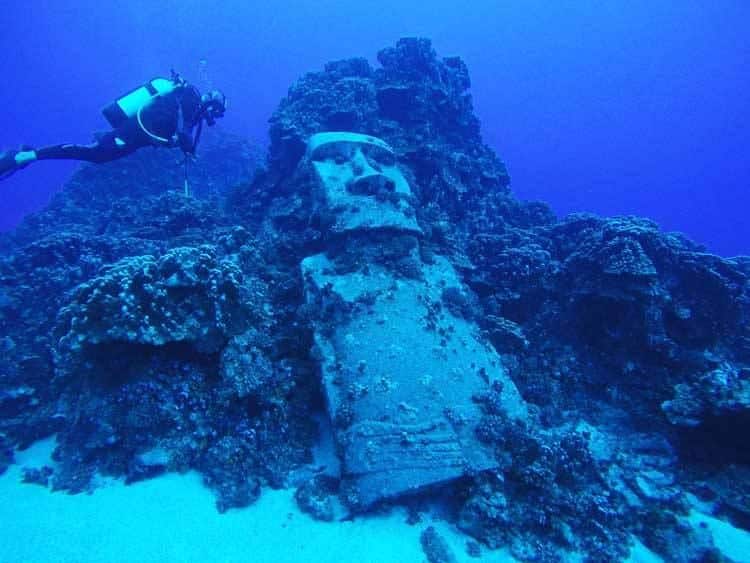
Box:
[378,153,396,167]
[364,146,396,167]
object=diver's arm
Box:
[176,85,203,155]
[177,128,196,155]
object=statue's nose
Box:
[347,147,396,195]
[349,174,396,196]
[351,148,377,176]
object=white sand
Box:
[0,438,514,563]
[626,539,663,563]
[688,510,750,563]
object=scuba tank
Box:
[102,77,178,128]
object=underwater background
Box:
[1,1,748,256]
[2,2,750,563]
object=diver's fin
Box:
[0,147,36,180]
[0,151,19,180]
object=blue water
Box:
[0,1,748,255]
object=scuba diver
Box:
[0,71,226,180]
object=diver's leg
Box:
[1,132,144,180]
[35,132,139,164]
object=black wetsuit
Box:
[35,84,203,163]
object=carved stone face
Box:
[307,132,422,234]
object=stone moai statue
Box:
[300,132,526,509]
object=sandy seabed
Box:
[2,438,747,563]
[0,438,511,563]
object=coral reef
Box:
[420,526,458,563]
[55,245,255,355]
[294,474,340,522]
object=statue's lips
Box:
[347,173,396,196]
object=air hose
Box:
[136,106,171,145]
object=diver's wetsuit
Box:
[35,84,203,163]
